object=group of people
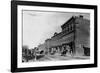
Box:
[48,45,73,56]
[61,45,73,56]
[22,46,46,62]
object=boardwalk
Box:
[28,54,90,62]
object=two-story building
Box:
[38,15,90,56]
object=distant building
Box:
[38,44,46,51]
[38,15,90,56]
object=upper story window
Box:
[70,24,73,31]
[68,25,69,32]
[66,26,68,31]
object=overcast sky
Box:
[22,10,90,49]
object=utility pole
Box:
[73,17,76,56]
[34,47,37,61]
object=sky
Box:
[22,10,90,49]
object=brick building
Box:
[38,15,90,56]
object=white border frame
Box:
[18,5,94,68]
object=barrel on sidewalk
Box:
[83,46,90,56]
